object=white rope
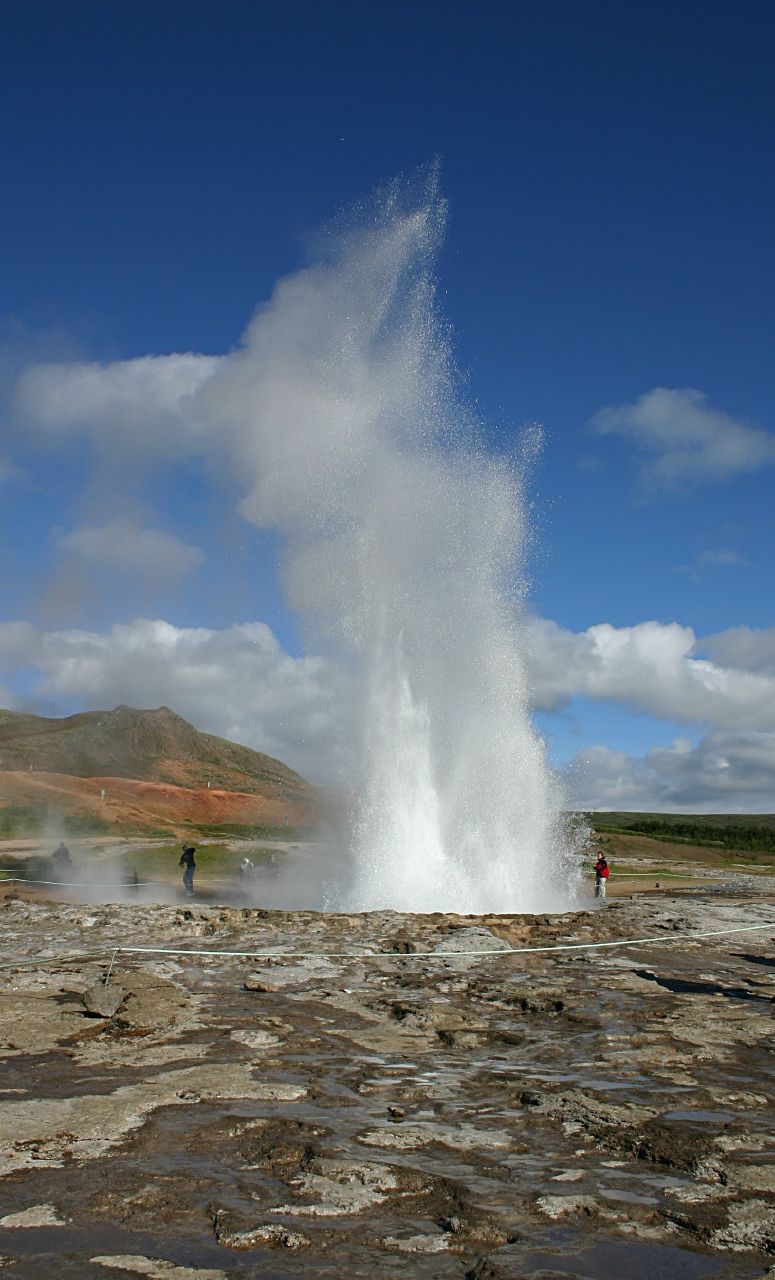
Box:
[0,876,156,887]
[0,920,771,972]
[109,921,775,960]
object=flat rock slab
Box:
[92,1258,228,1279]
[0,1204,66,1228]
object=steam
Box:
[199,175,583,910]
[11,174,586,911]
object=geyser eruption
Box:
[205,176,583,911]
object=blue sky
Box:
[1,0,774,810]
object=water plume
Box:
[202,173,584,911]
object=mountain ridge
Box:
[0,704,306,798]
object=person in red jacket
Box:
[594,852,610,899]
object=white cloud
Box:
[589,387,775,487]
[3,612,775,808]
[524,617,775,730]
[15,353,222,461]
[54,518,204,585]
[0,617,349,785]
[568,730,775,814]
[697,549,744,567]
[701,626,775,675]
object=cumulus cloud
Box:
[589,387,775,487]
[700,626,775,675]
[568,730,775,814]
[54,518,204,585]
[523,617,775,730]
[15,353,222,461]
[0,618,349,785]
[3,611,775,807]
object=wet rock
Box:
[536,1193,600,1219]
[270,1157,405,1216]
[82,982,125,1018]
[243,976,278,992]
[517,991,565,1013]
[379,1233,450,1252]
[211,1208,308,1250]
[433,926,511,956]
[0,1203,66,1227]
[229,1116,326,1169]
[710,1199,775,1253]
[465,1257,504,1280]
[358,1125,433,1150]
[660,1192,773,1254]
[0,1062,305,1176]
[517,1086,654,1133]
[387,1104,405,1119]
[230,1028,280,1050]
[382,936,417,953]
[92,1258,227,1278]
[614,1119,717,1173]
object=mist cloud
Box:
[54,518,204,586]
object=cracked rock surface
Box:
[0,886,772,1277]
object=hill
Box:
[0,705,303,792]
[0,705,326,837]
[588,809,775,854]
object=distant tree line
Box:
[587,811,775,853]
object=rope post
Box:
[105,948,118,985]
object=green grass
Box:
[588,810,775,854]
[116,843,279,883]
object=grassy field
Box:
[0,841,283,886]
[588,810,775,855]
[116,843,278,884]
[587,820,775,898]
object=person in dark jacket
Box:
[51,842,72,878]
[179,845,196,896]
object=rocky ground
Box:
[0,878,773,1279]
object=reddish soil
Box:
[0,769,325,835]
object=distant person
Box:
[594,851,609,899]
[179,845,196,896]
[239,857,255,881]
[51,842,72,877]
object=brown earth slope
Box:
[0,704,301,791]
[0,705,328,834]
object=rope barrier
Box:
[0,877,157,887]
[0,920,771,973]
[0,876,245,889]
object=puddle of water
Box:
[598,1186,659,1205]
[634,970,773,1003]
[665,1108,739,1123]
[0,1224,253,1278]
[514,1230,762,1279]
